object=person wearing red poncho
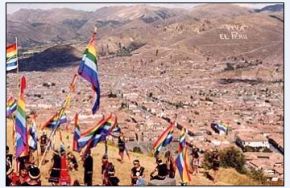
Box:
[59,146,71,185]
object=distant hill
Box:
[19,44,82,71]
[190,4,253,18]
[7,4,283,72]
[256,4,284,12]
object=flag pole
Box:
[39,94,70,167]
[15,37,19,73]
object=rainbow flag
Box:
[7,96,17,117]
[175,128,191,184]
[73,113,81,152]
[28,117,38,150]
[78,114,117,150]
[6,43,18,71]
[178,128,187,152]
[42,113,68,130]
[152,122,174,155]
[175,146,191,184]
[15,76,28,157]
[78,33,100,114]
[42,95,70,130]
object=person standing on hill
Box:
[83,149,93,186]
[40,132,48,155]
[48,149,61,185]
[117,133,126,163]
[101,155,115,185]
[59,147,71,185]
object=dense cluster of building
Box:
[7,52,283,182]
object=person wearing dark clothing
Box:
[131,160,145,185]
[18,155,30,172]
[118,135,126,162]
[48,150,61,185]
[107,170,120,186]
[83,150,93,186]
[150,159,168,180]
[40,132,48,155]
[165,151,176,178]
[101,155,115,185]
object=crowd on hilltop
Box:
[6,136,221,186]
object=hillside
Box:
[6,119,260,185]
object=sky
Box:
[7,3,278,14]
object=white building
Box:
[236,133,270,149]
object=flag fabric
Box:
[28,117,38,150]
[152,122,174,155]
[73,113,81,152]
[111,125,121,138]
[175,128,191,184]
[42,95,70,130]
[6,43,18,71]
[178,128,187,152]
[42,113,68,130]
[15,76,28,157]
[78,33,100,114]
[78,114,117,150]
[175,147,191,184]
[7,96,17,117]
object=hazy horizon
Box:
[7,3,279,14]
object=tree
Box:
[219,146,246,173]
[202,146,246,173]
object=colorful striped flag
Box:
[6,43,18,71]
[7,96,17,117]
[73,113,81,152]
[42,113,68,130]
[78,33,101,114]
[42,95,71,130]
[178,128,187,152]
[78,114,117,150]
[28,117,38,150]
[152,122,174,155]
[15,76,28,157]
[175,128,191,184]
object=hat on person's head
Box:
[28,165,40,180]
[60,145,65,154]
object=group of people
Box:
[6,130,220,186]
[6,146,41,186]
